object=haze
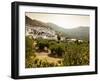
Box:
[25,12,90,29]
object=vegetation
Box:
[25,36,36,68]
[36,38,49,51]
[63,42,89,66]
[25,36,89,68]
[50,43,65,57]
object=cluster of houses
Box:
[25,25,83,43]
[25,25,58,40]
[66,39,83,43]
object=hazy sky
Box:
[26,12,90,29]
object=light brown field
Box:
[35,52,62,64]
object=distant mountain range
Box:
[47,23,89,40]
[25,16,89,40]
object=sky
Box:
[25,12,90,29]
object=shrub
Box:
[26,36,34,50]
[36,39,49,51]
[50,43,65,57]
[58,60,62,64]
[63,42,89,66]
[25,36,36,59]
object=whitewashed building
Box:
[26,25,57,40]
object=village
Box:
[25,25,89,68]
[25,25,83,43]
[25,13,89,68]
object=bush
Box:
[58,60,62,64]
[25,36,36,59]
[63,42,89,66]
[25,36,36,68]
[33,58,55,67]
[36,39,49,51]
[50,43,65,57]
[26,36,34,50]
[48,40,57,45]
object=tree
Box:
[36,39,49,51]
[25,36,35,59]
[50,43,65,57]
[63,42,89,66]
[57,34,61,43]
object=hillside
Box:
[47,23,89,40]
[25,16,50,28]
[25,16,89,40]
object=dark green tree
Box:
[57,34,61,43]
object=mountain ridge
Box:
[25,16,89,40]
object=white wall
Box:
[0,0,99,81]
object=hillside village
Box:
[26,25,57,40]
[25,15,89,68]
[25,15,88,42]
[25,24,83,43]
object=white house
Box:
[25,25,57,40]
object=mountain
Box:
[66,27,89,40]
[47,23,89,40]
[26,16,89,40]
[47,23,66,33]
[25,16,51,28]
